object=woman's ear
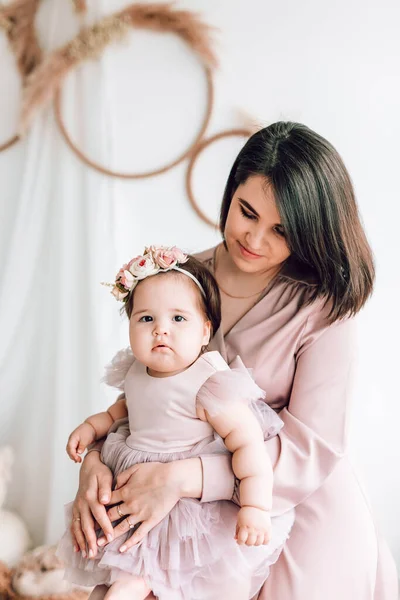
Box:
[202,320,212,346]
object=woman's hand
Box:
[71,450,114,558]
[97,457,203,552]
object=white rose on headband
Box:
[128,255,158,280]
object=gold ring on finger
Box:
[116,505,124,518]
[126,517,135,529]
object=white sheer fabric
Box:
[0,0,219,547]
[0,0,127,545]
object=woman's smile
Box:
[237,241,263,259]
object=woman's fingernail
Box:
[97,538,105,547]
[119,545,126,553]
[107,534,113,543]
[100,495,109,503]
[82,550,87,558]
[88,549,94,558]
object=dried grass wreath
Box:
[185,128,252,228]
[21,3,217,179]
[0,0,42,153]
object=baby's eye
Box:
[139,315,153,322]
[173,315,186,322]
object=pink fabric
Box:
[59,352,293,599]
[122,352,223,453]
[196,246,398,600]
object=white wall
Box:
[1,0,399,567]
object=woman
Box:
[71,122,398,599]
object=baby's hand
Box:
[235,506,271,546]
[66,423,96,463]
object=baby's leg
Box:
[88,585,108,600]
[104,575,150,600]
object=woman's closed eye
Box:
[240,206,257,221]
[273,225,285,237]
[240,205,285,236]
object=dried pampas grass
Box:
[0,0,42,151]
[20,2,217,133]
[20,13,130,132]
[0,0,42,78]
[121,3,217,69]
[72,0,87,14]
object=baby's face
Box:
[129,273,211,377]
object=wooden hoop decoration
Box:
[53,67,214,179]
[0,0,42,153]
[185,129,252,228]
[21,3,217,179]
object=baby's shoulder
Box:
[199,350,229,373]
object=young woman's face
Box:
[129,274,210,377]
[224,175,291,274]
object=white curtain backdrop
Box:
[0,0,127,544]
[0,0,399,570]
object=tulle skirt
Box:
[58,402,294,600]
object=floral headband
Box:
[104,245,205,302]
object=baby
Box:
[58,246,293,600]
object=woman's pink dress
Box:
[58,351,294,600]
[194,247,398,600]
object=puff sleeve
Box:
[196,355,283,441]
[102,347,135,390]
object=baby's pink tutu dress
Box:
[58,350,294,600]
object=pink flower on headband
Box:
[151,246,186,269]
[111,287,129,301]
[120,270,135,289]
[104,245,189,303]
[170,246,188,264]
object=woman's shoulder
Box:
[192,246,216,266]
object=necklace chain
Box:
[213,245,271,300]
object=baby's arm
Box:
[198,402,272,546]
[66,397,128,463]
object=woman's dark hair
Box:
[220,122,375,323]
[124,255,221,336]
